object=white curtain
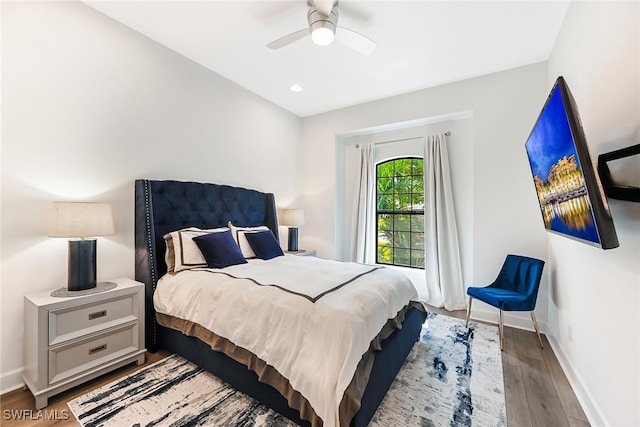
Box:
[350,143,376,264]
[423,134,466,310]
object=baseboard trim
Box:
[546,334,607,427]
[1,367,25,395]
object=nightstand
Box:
[286,249,317,257]
[23,278,145,409]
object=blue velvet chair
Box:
[465,254,545,350]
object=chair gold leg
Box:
[465,297,473,327]
[531,311,544,349]
[499,310,504,351]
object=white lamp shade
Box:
[281,209,305,227]
[49,202,114,238]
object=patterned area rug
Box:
[68,313,505,427]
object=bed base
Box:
[158,326,311,426]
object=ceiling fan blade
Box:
[312,0,334,17]
[335,27,377,55]
[267,28,309,50]
[249,1,301,25]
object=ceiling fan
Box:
[266,0,377,55]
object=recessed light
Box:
[290,84,303,93]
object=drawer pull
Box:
[89,310,107,320]
[88,344,107,355]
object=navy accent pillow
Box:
[193,230,247,268]
[244,230,284,260]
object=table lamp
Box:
[280,209,305,252]
[49,201,114,291]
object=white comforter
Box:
[154,254,418,427]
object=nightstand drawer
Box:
[49,294,137,345]
[48,323,139,384]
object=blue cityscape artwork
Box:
[525,85,600,244]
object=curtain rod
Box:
[354,131,450,148]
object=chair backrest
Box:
[493,254,545,308]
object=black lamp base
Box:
[287,227,299,252]
[68,239,97,291]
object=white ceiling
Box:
[85,1,570,118]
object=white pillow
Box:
[228,221,270,258]
[163,227,229,273]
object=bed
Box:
[134,179,426,426]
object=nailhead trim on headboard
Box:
[143,180,158,346]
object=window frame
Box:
[375,156,425,269]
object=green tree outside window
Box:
[376,157,425,268]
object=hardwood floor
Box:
[1,312,589,426]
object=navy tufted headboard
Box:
[134,179,279,350]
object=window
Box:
[376,157,425,268]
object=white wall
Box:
[546,2,640,426]
[1,1,301,393]
[299,63,550,328]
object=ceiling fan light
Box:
[311,27,335,46]
[308,6,338,47]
